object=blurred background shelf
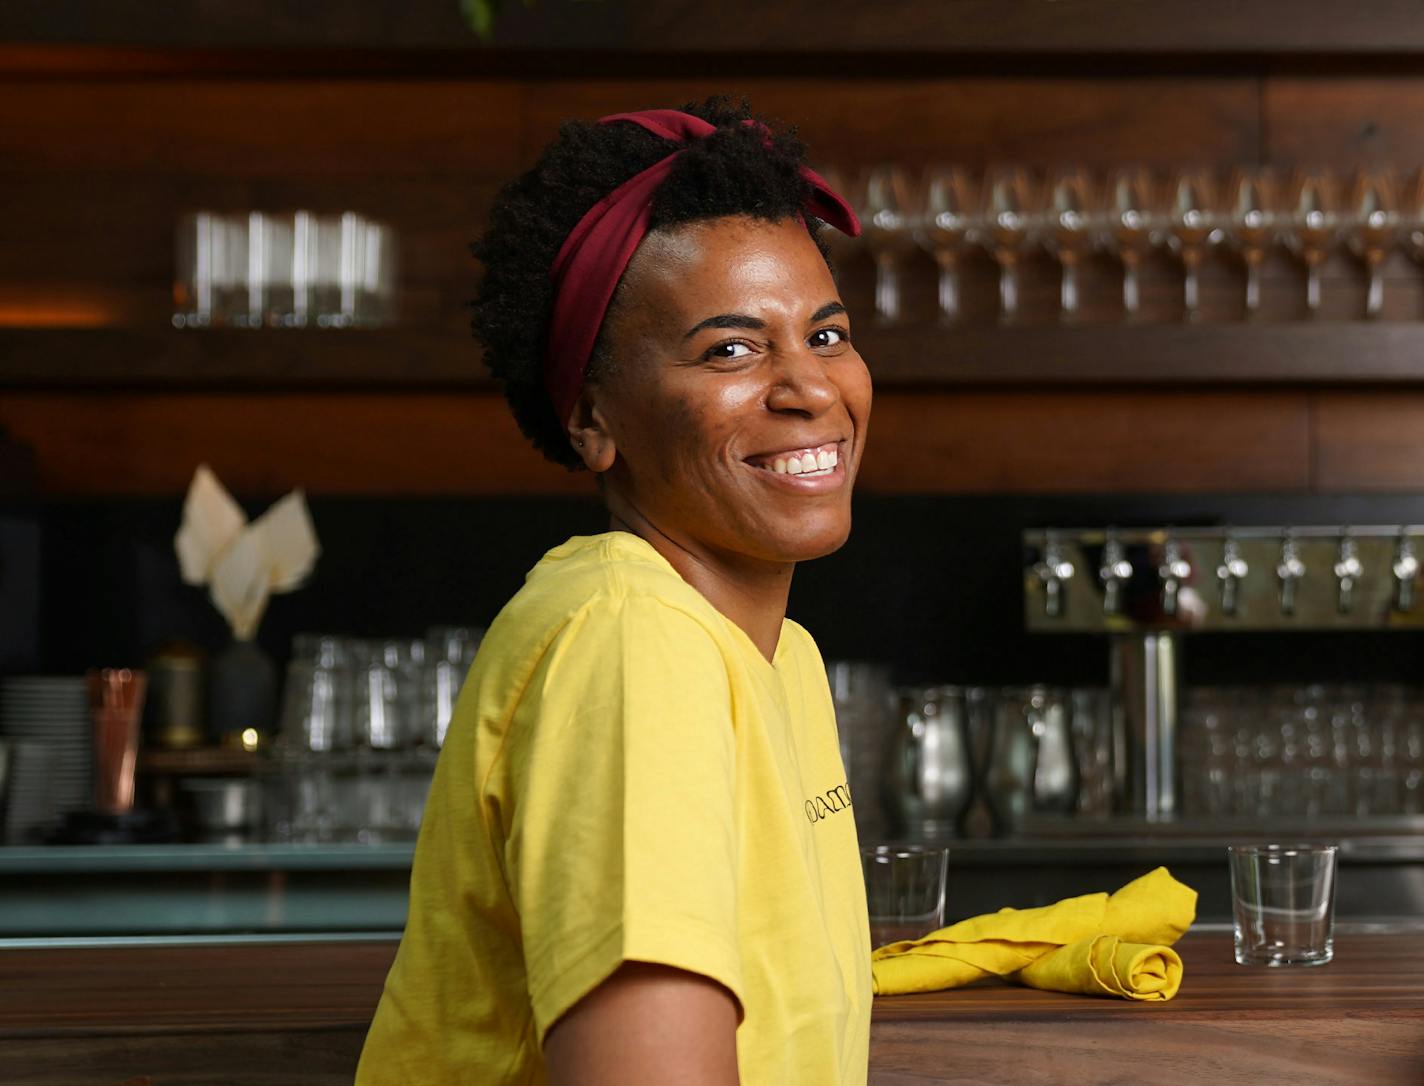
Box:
[14,323,1424,389]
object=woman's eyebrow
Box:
[682,313,766,339]
[682,301,847,340]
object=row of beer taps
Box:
[1030,526,1422,621]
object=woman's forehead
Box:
[627,215,833,316]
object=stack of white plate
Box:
[0,676,90,843]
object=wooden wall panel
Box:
[1313,391,1424,490]
[0,390,1311,497]
[525,78,1261,169]
[0,81,526,175]
[1264,78,1424,168]
[0,392,590,497]
[860,391,1311,494]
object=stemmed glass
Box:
[859,165,916,324]
[914,165,978,324]
[1282,168,1342,318]
[1223,166,1279,320]
[1041,166,1098,322]
[979,165,1040,323]
[1099,167,1162,321]
[1164,169,1224,322]
[1345,168,1402,319]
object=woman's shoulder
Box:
[485,533,724,660]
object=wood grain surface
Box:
[2,933,1422,1085]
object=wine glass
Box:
[1099,167,1163,321]
[859,165,916,324]
[1282,168,1342,318]
[1041,166,1098,322]
[1164,169,1224,322]
[1345,168,1402,319]
[1223,166,1280,320]
[914,165,978,324]
[978,165,1040,323]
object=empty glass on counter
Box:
[861,844,949,948]
[1228,843,1338,966]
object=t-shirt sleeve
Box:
[500,592,743,1047]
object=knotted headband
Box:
[544,108,862,430]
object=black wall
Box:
[6,490,1424,689]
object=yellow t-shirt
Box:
[356,531,871,1085]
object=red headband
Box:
[544,108,862,430]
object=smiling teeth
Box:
[768,447,838,476]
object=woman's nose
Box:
[765,345,839,416]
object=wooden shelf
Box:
[9,323,1424,390]
[3,0,1424,64]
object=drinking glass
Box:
[914,166,978,324]
[1282,169,1342,318]
[859,165,916,323]
[1223,167,1279,319]
[1042,166,1098,321]
[1099,167,1163,320]
[173,211,220,328]
[1164,169,1223,322]
[861,844,949,948]
[979,165,1040,323]
[1345,168,1401,319]
[1228,844,1337,966]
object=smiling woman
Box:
[355,98,873,1086]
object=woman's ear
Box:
[566,388,618,473]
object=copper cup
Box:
[87,668,147,815]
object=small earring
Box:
[576,439,585,448]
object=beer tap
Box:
[1393,532,1419,613]
[1333,532,1363,615]
[1216,533,1249,617]
[1157,536,1191,617]
[1099,533,1132,616]
[1277,533,1306,617]
[1034,533,1075,619]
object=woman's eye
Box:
[809,327,847,349]
[706,340,753,360]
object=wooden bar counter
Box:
[2,932,1421,1085]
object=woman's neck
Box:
[606,509,792,664]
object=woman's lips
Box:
[745,441,848,492]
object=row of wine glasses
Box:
[821,164,1424,324]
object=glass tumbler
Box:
[1228,843,1338,967]
[860,844,949,948]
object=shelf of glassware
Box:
[10,322,1424,388]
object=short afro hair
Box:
[470,95,833,470]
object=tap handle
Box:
[1216,535,1248,617]
[1394,534,1420,613]
[1277,535,1305,617]
[1334,535,1363,616]
[1034,536,1075,619]
[1099,535,1132,616]
[1158,538,1190,617]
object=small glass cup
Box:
[1228,843,1338,967]
[861,844,948,948]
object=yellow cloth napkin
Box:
[870,866,1196,1002]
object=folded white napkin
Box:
[174,464,320,640]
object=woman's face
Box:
[582,214,872,568]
